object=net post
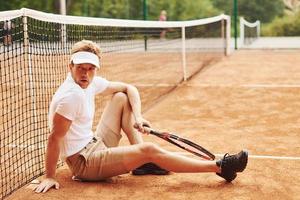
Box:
[144,36,148,51]
[221,19,225,55]
[181,26,187,81]
[240,17,245,47]
[23,16,38,128]
[60,0,66,15]
[225,16,231,56]
[23,16,29,54]
[143,0,148,51]
[60,0,67,50]
[233,0,238,50]
[257,21,261,39]
[61,24,67,52]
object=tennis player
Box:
[3,20,14,46]
[159,10,167,39]
[34,40,248,193]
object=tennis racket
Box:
[143,126,215,160]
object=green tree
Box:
[0,0,61,13]
[67,0,142,19]
[0,0,222,20]
[262,11,300,36]
[147,0,220,21]
[212,0,285,23]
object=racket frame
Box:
[143,127,215,160]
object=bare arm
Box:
[34,113,71,193]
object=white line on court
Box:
[136,83,177,87]
[175,152,300,160]
[186,84,300,88]
[4,144,300,160]
[241,84,300,88]
[135,83,300,88]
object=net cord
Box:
[0,8,230,29]
[226,17,231,55]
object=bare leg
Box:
[110,142,220,174]
[96,93,220,177]
[96,92,143,145]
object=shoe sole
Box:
[132,170,169,176]
[132,170,148,175]
[216,172,237,182]
[238,150,248,172]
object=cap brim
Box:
[71,51,100,68]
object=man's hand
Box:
[34,178,59,193]
[133,117,151,134]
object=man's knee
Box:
[139,142,161,159]
[112,92,128,105]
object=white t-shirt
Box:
[48,73,109,160]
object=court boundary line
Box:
[135,83,300,88]
[3,144,300,161]
[241,84,300,88]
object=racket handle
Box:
[132,124,154,134]
[143,126,153,134]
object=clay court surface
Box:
[5,49,300,200]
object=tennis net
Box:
[240,17,260,46]
[0,8,230,199]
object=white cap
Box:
[70,51,100,68]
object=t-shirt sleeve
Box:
[55,91,84,121]
[93,76,109,94]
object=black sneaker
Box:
[216,150,248,182]
[132,163,169,175]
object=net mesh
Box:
[240,17,260,46]
[244,25,258,45]
[0,9,229,199]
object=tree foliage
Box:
[147,0,219,21]
[0,0,220,20]
[0,0,60,13]
[212,0,285,23]
[0,0,297,36]
[262,11,300,36]
[0,0,285,22]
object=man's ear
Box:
[68,63,73,70]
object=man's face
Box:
[69,63,96,89]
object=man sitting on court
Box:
[34,40,248,193]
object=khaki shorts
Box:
[66,122,129,181]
